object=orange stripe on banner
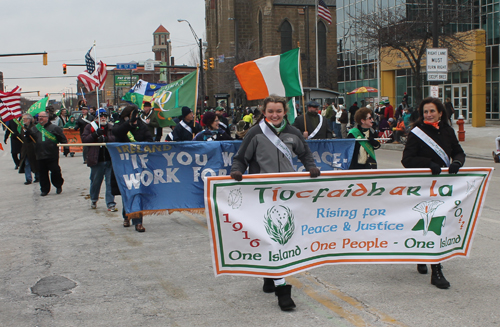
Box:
[233,61,269,100]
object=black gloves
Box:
[309,167,321,178]
[97,136,107,143]
[448,161,461,174]
[93,128,104,139]
[429,161,442,175]
[230,171,243,181]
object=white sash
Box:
[81,116,92,124]
[308,114,323,139]
[167,132,173,140]
[140,111,153,124]
[411,127,451,167]
[259,120,295,171]
[219,121,227,129]
[180,120,192,133]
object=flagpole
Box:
[0,120,24,143]
[298,48,307,133]
[193,66,200,132]
[315,0,319,89]
[93,41,100,111]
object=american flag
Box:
[318,0,332,25]
[85,47,95,74]
[78,60,108,92]
[0,86,22,122]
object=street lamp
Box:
[178,19,204,113]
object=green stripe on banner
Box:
[279,48,303,98]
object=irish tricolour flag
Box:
[233,48,303,100]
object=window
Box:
[280,20,293,53]
[259,11,263,57]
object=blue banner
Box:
[107,139,355,213]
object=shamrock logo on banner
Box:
[264,205,295,245]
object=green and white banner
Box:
[205,168,493,277]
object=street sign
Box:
[116,63,137,70]
[427,73,448,81]
[144,61,155,71]
[430,85,439,98]
[426,49,448,72]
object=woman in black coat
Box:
[402,97,465,289]
[348,107,380,169]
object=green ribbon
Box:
[348,127,376,160]
[36,123,58,143]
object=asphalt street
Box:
[0,129,499,327]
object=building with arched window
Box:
[205,0,337,107]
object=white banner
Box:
[204,168,493,277]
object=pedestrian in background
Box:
[171,107,202,141]
[194,111,233,141]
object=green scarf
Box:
[36,123,58,143]
[266,119,287,134]
[348,127,376,160]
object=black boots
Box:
[275,285,296,311]
[263,278,275,293]
[417,264,428,274]
[431,264,450,289]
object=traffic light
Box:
[43,53,48,66]
[209,58,215,69]
[203,59,208,70]
[62,64,67,74]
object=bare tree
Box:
[351,1,477,105]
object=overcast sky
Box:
[1,0,205,100]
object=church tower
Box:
[152,25,171,63]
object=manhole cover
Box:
[31,276,77,297]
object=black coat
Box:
[4,119,22,154]
[112,119,154,143]
[292,113,333,139]
[27,122,68,160]
[402,122,465,168]
[172,120,202,141]
[19,123,38,174]
[347,125,380,169]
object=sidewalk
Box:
[381,122,500,160]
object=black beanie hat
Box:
[182,106,192,118]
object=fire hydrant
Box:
[456,115,465,142]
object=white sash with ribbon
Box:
[180,120,192,134]
[219,121,227,129]
[308,114,323,139]
[411,127,451,167]
[259,120,295,171]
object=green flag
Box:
[287,97,297,124]
[27,97,49,116]
[151,70,198,123]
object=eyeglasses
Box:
[365,116,374,120]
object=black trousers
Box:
[37,157,64,193]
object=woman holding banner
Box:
[402,97,465,289]
[347,107,380,169]
[230,95,320,311]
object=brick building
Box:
[205,0,337,107]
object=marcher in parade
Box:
[215,107,231,135]
[338,104,349,139]
[348,107,380,169]
[140,102,161,141]
[64,115,76,128]
[4,117,22,169]
[74,106,95,164]
[445,97,455,125]
[402,97,465,289]
[19,114,39,185]
[82,108,117,211]
[230,94,321,311]
[26,111,67,196]
[112,105,153,232]
[348,101,359,126]
[292,100,333,139]
[171,106,202,141]
[194,111,233,141]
